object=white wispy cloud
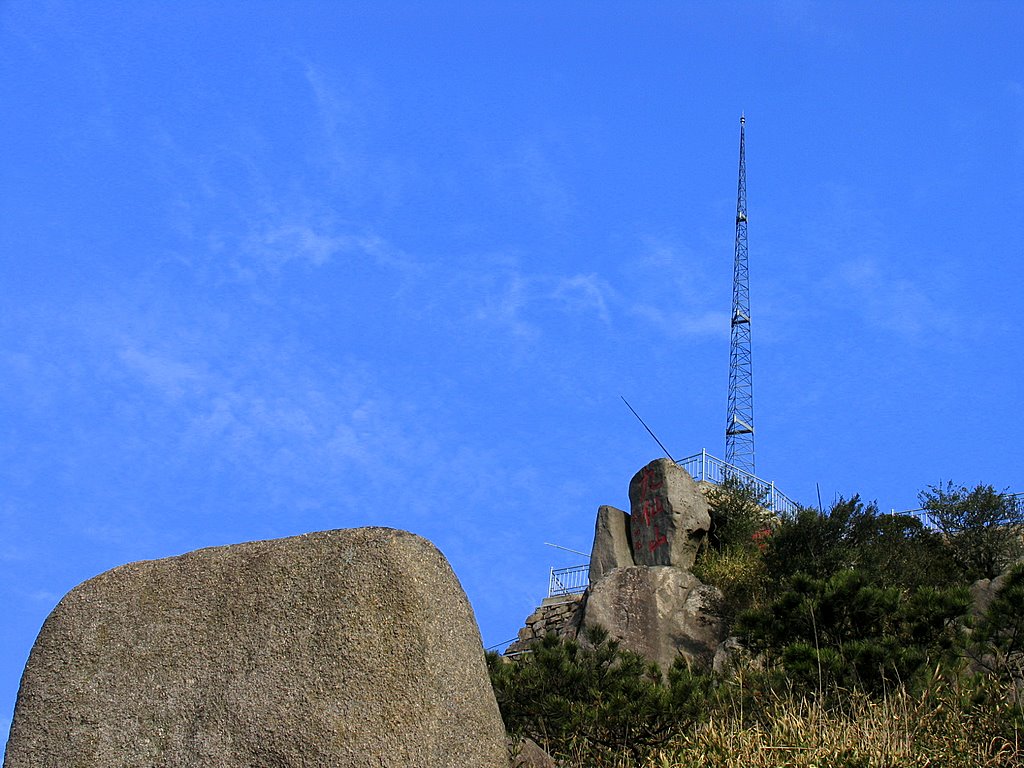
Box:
[770,0,852,46]
[159,128,421,284]
[629,306,729,339]
[461,259,619,341]
[548,274,613,324]
[249,223,344,267]
[118,346,209,401]
[3,1,118,142]
[619,238,729,341]
[451,235,739,346]
[502,141,576,220]
[304,62,361,143]
[302,62,404,208]
[472,268,539,340]
[150,62,410,282]
[147,57,731,360]
[777,182,984,347]
[241,222,424,278]
[1009,80,1024,154]
[629,239,715,302]
[0,501,29,563]
[835,257,958,341]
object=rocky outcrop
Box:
[509,737,560,768]
[588,505,634,584]
[583,566,723,672]
[508,460,723,673]
[5,527,509,768]
[713,636,755,676]
[629,459,710,569]
[505,593,585,655]
[971,572,1009,617]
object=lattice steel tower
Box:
[725,114,755,474]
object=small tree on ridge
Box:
[919,482,1024,581]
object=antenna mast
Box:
[725,114,755,474]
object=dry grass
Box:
[550,676,1023,768]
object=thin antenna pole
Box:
[544,542,589,557]
[621,396,677,463]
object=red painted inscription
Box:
[634,466,669,553]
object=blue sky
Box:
[2,0,1022,741]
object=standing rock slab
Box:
[4,527,509,768]
[588,505,634,584]
[629,458,710,569]
[583,566,723,672]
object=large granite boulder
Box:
[588,505,634,584]
[583,566,723,672]
[628,459,710,569]
[5,527,509,768]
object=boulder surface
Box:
[583,566,723,672]
[4,527,509,768]
[588,505,634,584]
[628,458,710,569]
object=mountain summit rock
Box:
[5,527,508,768]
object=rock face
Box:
[583,566,723,672]
[5,527,509,768]
[629,458,710,569]
[588,505,634,584]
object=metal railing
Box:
[677,449,799,517]
[548,564,589,598]
[893,491,1023,523]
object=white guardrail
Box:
[547,564,589,598]
[677,449,799,518]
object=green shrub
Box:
[691,544,769,631]
[763,496,956,589]
[762,497,871,583]
[737,569,971,696]
[705,476,771,553]
[487,626,715,762]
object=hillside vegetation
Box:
[488,482,1024,767]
